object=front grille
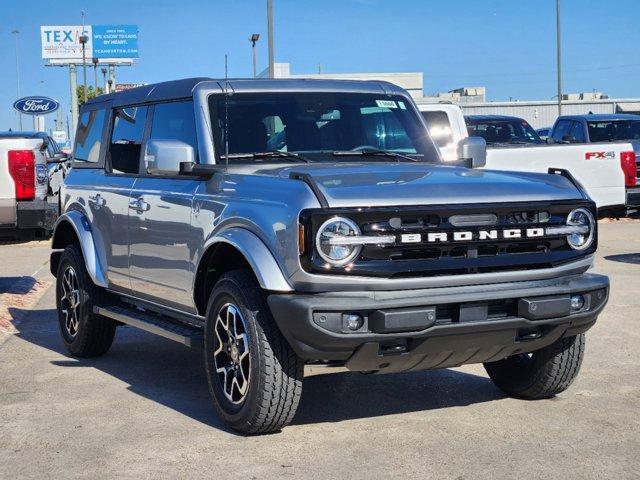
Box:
[300,201,597,278]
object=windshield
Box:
[466,118,542,145]
[208,92,438,162]
[587,120,640,142]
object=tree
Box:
[76,85,105,107]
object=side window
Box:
[74,108,107,164]
[552,120,572,142]
[145,101,198,172]
[569,122,586,143]
[45,137,57,157]
[108,106,148,174]
[421,111,454,148]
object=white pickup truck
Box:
[0,131,61,240]
[419,103,636,214]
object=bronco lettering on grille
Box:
[410,228,545,244]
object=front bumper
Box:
[268,273,609,373]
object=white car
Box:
[0,131,61,240]
[418,103,635,213]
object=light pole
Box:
[556,0,562,115]
[267,0,274,78]
[101,67,108,92]
[93,58,99,91]
[250,33,260,77]
[11,29,23,130]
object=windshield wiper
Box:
[221,151,310,163]
[332,148,420,162]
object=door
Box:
[95,104,149,293]
[128,100,200,311]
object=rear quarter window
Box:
[421,111,454,148]
[74,108,107,165]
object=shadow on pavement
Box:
[0,276,37,294]
[604,253,640,265]
[9,305,505,433]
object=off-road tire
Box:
[204,269,303,434]
[484,334,585,399]
[55,244,116,357]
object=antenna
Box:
[224,54,230,171]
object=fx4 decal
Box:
[585,151,615,160]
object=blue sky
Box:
[2,0,639,130]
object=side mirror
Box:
[146,139,195,176]
[50,152,69,163]
[546,137,556,144]
[457,136,486,168]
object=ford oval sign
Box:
[13,96,59,116]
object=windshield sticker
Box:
[376,100,398,109]
[398,101,407,110]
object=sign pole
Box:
[12,29,23,130]
[69,64,78,141]
[108,64,116,91]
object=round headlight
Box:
[566,208,595,250]
[316,217,362,266]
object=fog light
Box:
[343,313,364,331]
[570,295,585,311]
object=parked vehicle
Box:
[465,115,544,146]
[537,127,551,142]
[549,114,640,208]
[418,103,635,212]
[0,131,61,240]
[51,78,609,434]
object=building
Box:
[260,64,640,129]
[260,62,424,99]
[439,97,640,129]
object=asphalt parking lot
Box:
[1,221,639,479]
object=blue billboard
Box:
[92,25,139,58]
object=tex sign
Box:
[41,25,92,59]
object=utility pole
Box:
[556,0,562,115]
[11,29,23,130]
[250,34,260,78]
[267,0,274,78]
[80,11,88,103]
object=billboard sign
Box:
[13,96,60,116]
[92,25,138,58]
[41,25,138,60]
[41,25,92,59]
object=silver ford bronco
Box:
[50,78,609,434]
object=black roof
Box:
[464,115,527,122]
[0,131,49,139]
[557,113,640,122]
[84,77,409,108]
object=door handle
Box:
[129,198,151,213]
[88,194,106,208]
